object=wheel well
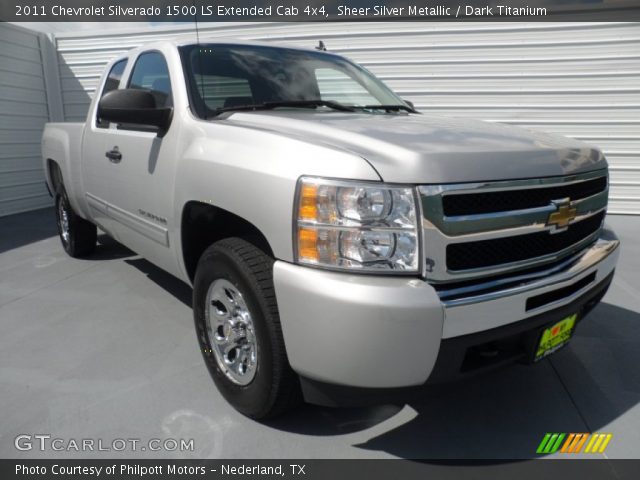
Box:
[181,201,274,282]
[47,159,64,195]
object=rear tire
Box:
[193,238,301,419]
[55,190,97,258]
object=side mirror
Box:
[97,89,173,137]
[403,99,415,110]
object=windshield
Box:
[179,43,405,118]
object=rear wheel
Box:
[193,238,301,419]
[55,190,97,258]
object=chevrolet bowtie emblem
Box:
[547,200,577,231]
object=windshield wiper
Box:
[209,100,355,117]
[264,100,356,112]
[354,104,417,113]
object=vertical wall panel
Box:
[0,23,51,217]
[51,22,640,214]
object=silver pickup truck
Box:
[42,39,620,419]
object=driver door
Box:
[83,50,177,271]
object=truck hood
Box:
[224,111,607,183]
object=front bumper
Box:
[273,229,619,396]
[273,262,444,389]
[440,231,620,338]
[297,270,614,407]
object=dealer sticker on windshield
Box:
[534,314,577,362]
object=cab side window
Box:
[128,51,173,109]
[96,59,127,128]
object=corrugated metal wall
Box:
[53,22,640,214]
[0,24,52,216]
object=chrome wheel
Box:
[58,199,70,244]
[205,279,258,385]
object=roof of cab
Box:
[125,38,334,54]
[108,38,338,69]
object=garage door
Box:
[0,24,52,217]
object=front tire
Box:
[193,238,300,419]
[55,190,97,258]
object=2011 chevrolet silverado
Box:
[42,39,620,419]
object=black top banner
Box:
[3,0,640,22]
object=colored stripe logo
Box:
[537,433,612,454]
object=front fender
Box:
[173,117,380,268]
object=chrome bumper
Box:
[440,230,619,338]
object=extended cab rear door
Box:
[82,50,179,272]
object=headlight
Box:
[294,177,420,273]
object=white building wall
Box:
[0,24,53,216]
[51,22,640,214]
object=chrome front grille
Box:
[442,176,607,217]
[419,169,608,284]
[446,211,605,271]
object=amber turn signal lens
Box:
[297,227,319,261]
[299,183,318,221]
